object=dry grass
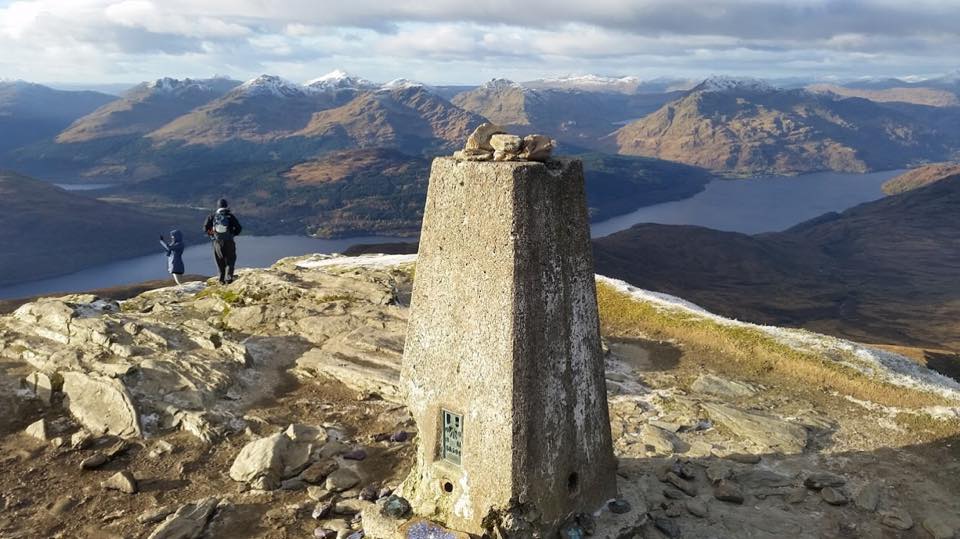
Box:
[596,282,953,410]
[894,412,960,439]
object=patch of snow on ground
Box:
[295,253,417,269]
[75,298,119,318]
[141,281,207,297]
[597,276,960,404]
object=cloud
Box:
[0,0,957,84]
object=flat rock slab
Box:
[690,373,756,398]
[702,403,807,453]
[147,497,219,539]
[62,371,141,437]
[229,431,313,490]
[591,480,649,538]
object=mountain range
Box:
[450,78,680,148]
[0,81,115,155]
[5,71,960,186]
[610,76,960,175]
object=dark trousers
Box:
[213,239,237,283]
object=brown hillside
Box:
[882,162,960,194]
[294,86,484,151]
[612,81,953,175]
[58,78,237,143]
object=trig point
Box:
[397,125,618,536]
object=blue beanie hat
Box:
[217,198,228,208]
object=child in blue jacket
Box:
[159,230,185,286]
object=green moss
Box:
[195,287,242,305]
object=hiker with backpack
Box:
[159,229,185,286]
[203,198,243,285]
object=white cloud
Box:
[0,0,957,84]
[104,0,250,38]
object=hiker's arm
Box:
[232,216,243,236]
[203,216,213,236]
[159,239,171,254]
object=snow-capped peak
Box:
[480,78,524,91]
[694,75,776,94]
[525,74,643,94]
[380,78,424,91]
[238,74,305,97]
[304,69,376,92]
[146,77,214,94]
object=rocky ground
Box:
[0,254,959,538]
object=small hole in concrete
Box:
[567,473,579,493]
[442,481,454,493]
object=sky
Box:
[0,0,958,86]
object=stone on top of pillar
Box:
[453,123,556,163]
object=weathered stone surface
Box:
[13,299,75,344]
[854,482,882,511]
[653,516,680,538]
[922,514,959,539]
[737,469,794,489]
[325,468,360,492]
[301,461,338,484]
[285,423,327,444]
[80,453,108,470]
[804,472,846,490]
[489,133,522,153]
[147,497,219,539]
[24,419,49,441]
[308,487,335,502]
[664,472,697,497]
[640,424,686,454]
[519,134,555,162]
[229,431,313,490]
[464,122,505,152]
[702,402,807,453]
[360,505,401,538]
[821,486,848,505]
[690,373,756,397]
[333,499,371,515]
[102,470,138,494]
[685,498,708,518]
[452,150,493,161]
[713,480,745,504]
[138,506,176,525]
[881,508,915,530]
[71,430,92,450]
[24,371,58,404]
[61,371,141,438]
[380,495,412,520]
[705,463,733,484]
[399,158,617,536]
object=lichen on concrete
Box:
[398,157,618,536]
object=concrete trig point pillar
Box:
[398,151,618,536]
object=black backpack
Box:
[212,212,234,240]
